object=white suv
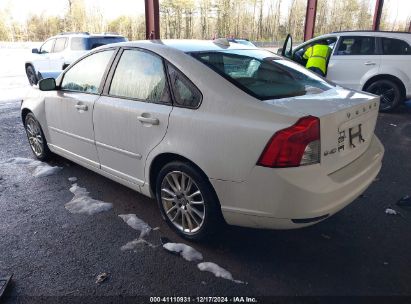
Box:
[282,31,411,111]
[25,32,127,86]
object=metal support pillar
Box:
[372,0,384,31]
[303,0,317,41]
[144,0,160,39]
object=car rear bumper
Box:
[211,135,384,229]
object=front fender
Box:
[21,89,50,142]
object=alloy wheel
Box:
[160,171,206,234]
[369,83,396,111]
[25,117,44,157]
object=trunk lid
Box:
[263,87,380,173]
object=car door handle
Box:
[364,61,376,66]
[137,115,159,125]
[75,104,88,111]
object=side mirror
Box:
[281,34,293,58]
[39,78,56,91]
[32,48,39,54]
[277,48,283,55]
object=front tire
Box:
[26,65,38,86]
[365,79,402,112]
[24,113,51,161]
[156,161,223,241]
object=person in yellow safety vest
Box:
[303,41,332,77]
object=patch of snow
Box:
[197,262,243,284]
[65,183,113,215]
[6,157,62,177]
[118,214,151,238]
[121,238,157,250]
[385,208,397,215]
[68,177,77,182]
[321,234,331,240]
[32,164,62,177]
[7,157,37,165]
[163,242,203,262]
[119,214,156,251]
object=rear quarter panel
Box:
[143,49,297,184]
[377,63,411,96]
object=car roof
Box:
[51,33,125,39]
[99,39,257,53]
[332,30,411,35]
[316,31,411,40]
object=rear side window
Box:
[54,37,67,52]
[167,64,201,108]
[336,36,375,55]
[61,50,114,94]
[191,49,333,100]
[70,38,85,50]
[71,37,126,50]
[87,37,126,49]
[382,38,411,55]
[109,49,170,104]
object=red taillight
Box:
[257,116,320,168]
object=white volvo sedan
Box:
[21,39,384,240]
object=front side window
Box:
[308,37,337,51]
[54,37,67,53]
[109,49,170,103]
[191,49,333,100]
[382,38,411,55]
[168,64,202,108]
[336,36,375,55]
[294,37,337,62]
[40,39,55,54]
[61,50,114,94]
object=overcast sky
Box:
[1,0,410,24]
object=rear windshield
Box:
[191,49,334,100]
[71,37,126,51]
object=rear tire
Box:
[24,113,51,161]
[155,161,223,241]
[26,65,38,86]
[365,79,402,112]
